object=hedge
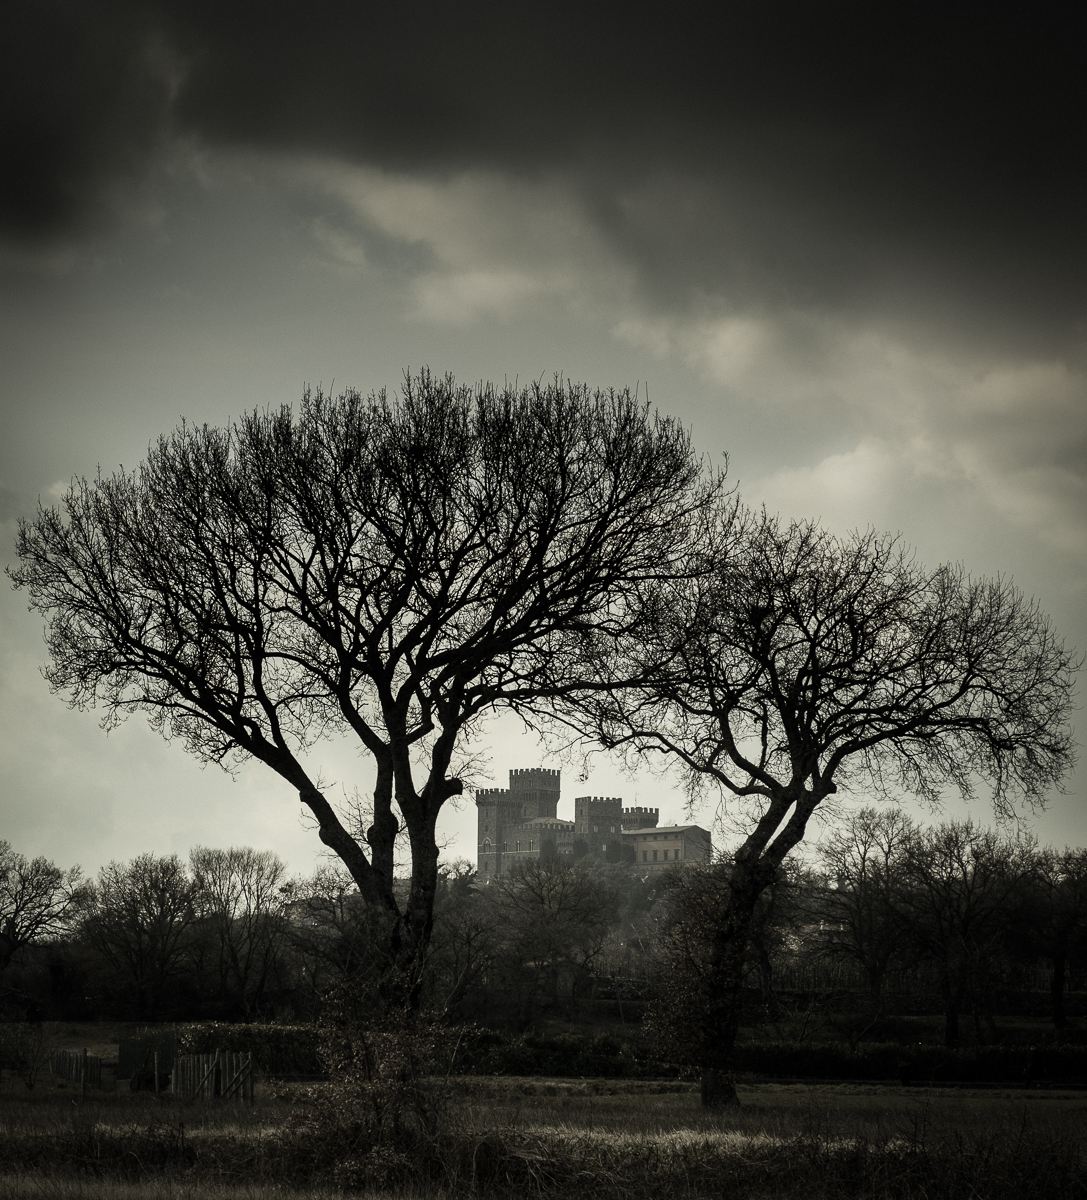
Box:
[173,1023,323,1076]
[731,1041,1087,1084]
[163,1024,1087,1085]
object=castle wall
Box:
[476,771,710,879]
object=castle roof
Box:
[626,824,710,835]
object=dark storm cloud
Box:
[3,1,1085,338]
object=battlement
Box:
[475,787,523,809]
[509,768,561,789]
[478,764,710,880]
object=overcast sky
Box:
[1,1,1084,882]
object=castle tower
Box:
[509,767,560,820]
[622,806,659,831]
[476,768,561,879]
[574,795,624,863]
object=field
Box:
[2,1065,1087,1199]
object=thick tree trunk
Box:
[697,866,768,1108]
[701,1067,740,1107]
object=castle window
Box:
[642,851,647,862]
[653,850,658,861]
[602,844,607,852]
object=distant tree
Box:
[0,841,85,972]
[566,513,1078,1104]
[189,846,289,1018]
[891,820,1034,1047]
[486,859,620,1022]
[816,806,918,1013]
[422,862,496,1018]
[281,864,377,1008]
[81,854,196,1019]
[1007,846,1087,1037]
[11,372,720,1005]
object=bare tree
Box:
[81,853,196,1019]
[486,859,620,1023]
[10,372,720,1003]
[281,863,381,1008]
[1003,845,1087,1038]
[189,846,289,1017]
[891,820,1035,1048]
[816,806,919,1013]
[566,512,1078,1104]
[0,841,85,972]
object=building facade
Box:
[475,769,711,880]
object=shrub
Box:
[174,1022,322,1076]
[279,988,461,1191]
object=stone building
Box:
[474,768,711,880]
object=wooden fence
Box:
[173,1050,254,1102]
[50,1049,103,1091]
[118,1032,177,1080]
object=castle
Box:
[475,768,712,880]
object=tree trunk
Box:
[697,866,768,1108]
[1050,951,1068,1034]
[701,1067,740,1108]
[941,976,966,1049]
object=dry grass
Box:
[0,1180,374,1200]
[3,1072,1086,1198]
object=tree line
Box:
[3,815,1086,1048]
[8,371,1078,1105]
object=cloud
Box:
[283,159,634,323]
[4,2,1085,354]
[612,299,1087,571]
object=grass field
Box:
[2,1068,1086,1198]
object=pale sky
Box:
[1,2,1084,882]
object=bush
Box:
[280,989,463,1191]
[453,1028,677,1078]
[731,1041,1087,1084]
[174,1022,322,1076]
[0,1023,54,1089]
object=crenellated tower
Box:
[475,768,561,879]
[574,795,624,863]
[509,767,560,820]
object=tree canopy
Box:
[562,511,1078,1103]
[0,841,85,972]
[10,371,721,995]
